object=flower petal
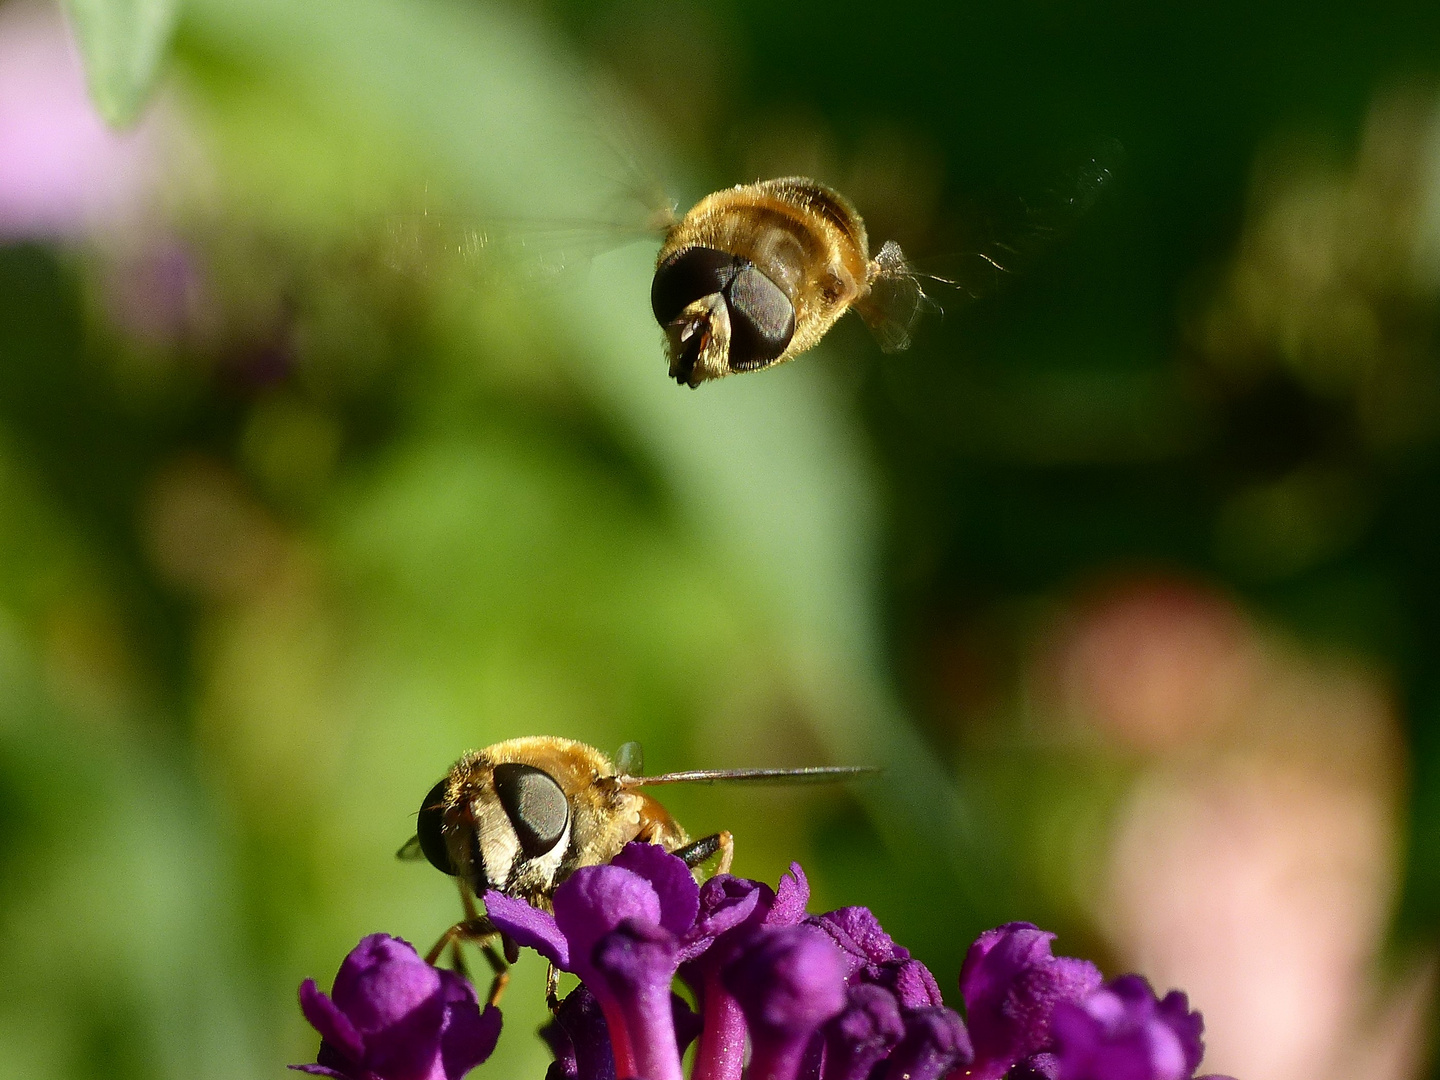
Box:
[298,980,365,1066]
[1155,991,1204,1075]
[611,843,700,935]
[769,863,809,925]
[543,985,616,1080]
[959,923,1102,1079]
[672,993,703,1057]
[880,1007,973,1080]
[693,876,768,939]
[485,890,571,969]
[725,926,848,1080]
[438,973,502,1080]
[361,989,447,1080]
[821,984,906,1080]
[807,908,905,973]
[724,925,849,1038]
[330,934,443,1036]
[870,957,943,1011]
[1050,975,1207,1080]
[552,865,661,980]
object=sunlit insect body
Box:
[652,177,923,387]
[399,735,875,1007]
[410,737,690,909]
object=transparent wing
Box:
[381,102,678,285]
[619,765,881,787]
[857,240,938,354]
[382,207,667,286]
[396,835,425,861]
[615,740,645,776]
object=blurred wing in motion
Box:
[867,138,1125,344]
[382,105,679,285]
[382,205,669,286]
[618,765,881,787]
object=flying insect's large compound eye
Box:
[651,246,742,327]
[723,265,795,371]
[491,763,570,859]
[416,778,456,876]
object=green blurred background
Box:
[0,0,1438,1077]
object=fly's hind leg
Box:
[673,830,734,876]
[426,910,512,1008]
[546,963,561,1015]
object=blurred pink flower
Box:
[1045,576,1261,752]
[1085,590,1433,1080]
[0,2,158,240]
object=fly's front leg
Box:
[673,831,734,876]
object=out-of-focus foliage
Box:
[61,0,179,126]
[1,0,1440,1079]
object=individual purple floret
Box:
[485,843,701,1080]
[821,983,906,1080]
[806,907,943,1011]
[542,984,701,1080]
[884,1006,973,1080]
[681,864,810,1080]
[722,924,848,1080]
[292,933,501,1080]
[959,922,1103,1079]
[1049,975,1236,1080]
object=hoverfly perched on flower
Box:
[397,736,876,1006]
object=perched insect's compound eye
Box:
[651,246,742,328]
[723,265,795,371]
[416,778,456,877]
[492,763,570,859]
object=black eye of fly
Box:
[652,246,742,327]
[723,265,794,370]
[492,763,570,859]
[416,778,456,876]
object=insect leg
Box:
[714,830,733,875]
[478,940,511,1008]
[546,963,561,1014]
[424,915,510,1007]
[673,830,734,875]
[449,937,472,981]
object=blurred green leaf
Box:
[61,0,180,127]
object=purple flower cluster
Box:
[294,846,1235,1080]
[293,933,501,1080]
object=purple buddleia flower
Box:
[303,846,1232,1080]
[485,843,701,1080]
[958,922,1103,1079]
[292,933,501,1080]
[1049,976,1236,1080]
